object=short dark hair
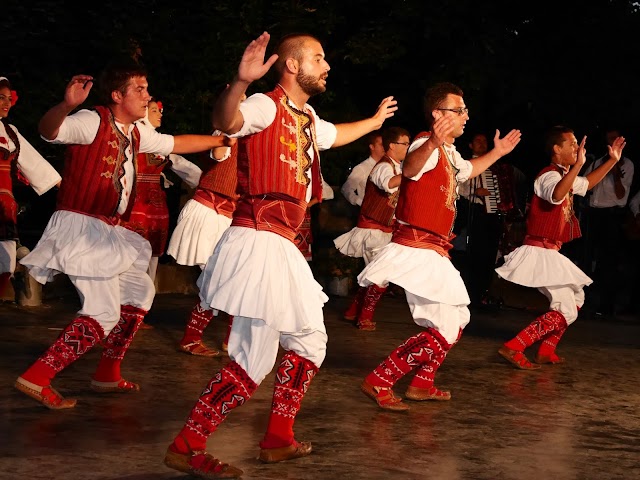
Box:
[96,59,148,106]
[382,126,411,151]
[544,125,574,157]
[422,82,464,128]
[272,33,321,77]
[0,77,10,90]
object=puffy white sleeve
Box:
[12,125,61,195]
[169,154,202,188]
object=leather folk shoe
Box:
[405,385,451,401]
[90,378,140,393]
[498,346,540,370]
[178,341,221,357]
[164,446,243,479]
[360,379,409,411]
[258,440,312,463]
[15,377,77,410]
[534,353,566,364]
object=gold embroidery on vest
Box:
[101,171,113,178]
[562,191,574,223]
[108,140,117,149]
[439,147,458,212]
[279,98,313,187]
[103,155,116,165]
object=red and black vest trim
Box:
[526,163,581,243]
[358,156,400,230]
[236,85,322,204]
[395,132,459,237]
[56,106,141,223]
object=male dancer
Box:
[15,61,232,409]
[358,82,521,411]
[496,126,625,369]
[163,31,397,478]
[334,126,410,330]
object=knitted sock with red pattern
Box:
[504,310,567,352]
[170,361,258,454]
[21,316,104,387]
[408,330,451,389]
[180,302,214,346]
[93,305,146,383]
[260,351,319,449]
[365,328,444,389]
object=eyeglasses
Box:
[391,141,410,146]
[436,107,469,116]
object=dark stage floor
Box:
[1,291,639,480]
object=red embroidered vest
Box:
[395,132,459,238]
[56,106,140,222]
[358,156,400,230]
[195,144,239,200]
[236,85,323,204]
[526,164,581,243]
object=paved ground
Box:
[1,290,639,480]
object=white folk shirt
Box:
[341,156,377,206]
[584,156,634,207]
[535,166,589,204]
[0,122,61,194]
[369,157,401,194]
[235,92,338,202]
[45,109,174,214]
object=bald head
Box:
[272,33,321,77]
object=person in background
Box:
[0,76,61,299]
[582,127,634,317]
[340,129,385,206]
[334,126,410,330]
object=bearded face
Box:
[297,65,327,97]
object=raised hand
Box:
[576,135,587,167]
[64,75,93,108]
[492,129,522,156]
[607,135,626,163]
[370,96,398,129]
[428,114,457,147]
[237,32,279,84]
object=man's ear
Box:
[285,57,299,73]
[111,90,122,105]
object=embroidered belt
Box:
[193,190,236,218]
[232,194,306,242]
[137,173,161,183]
[522,234,562,251]
[357,215,394,233]
[392,223,454,258]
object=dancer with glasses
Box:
[334,126,411,330]
[358,82,521,410]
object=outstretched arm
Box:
[332,96,397,148]
[39,75,94,140]
[585,135,626,190]
[468,129,522,178]
[213,32,278,134]
[172,135,236,155]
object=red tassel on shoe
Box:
[260,351,318,450]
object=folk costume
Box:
[121,117,202,280]
[0,118,61,296]
[496,163,592,369]
[168,85,337,463]
[334,155,401,330]
[16,106,174,408]
[358,133,472,410]
[168,139,239,357]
